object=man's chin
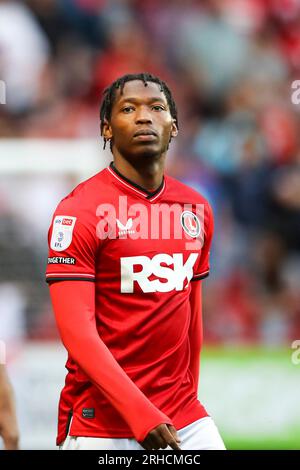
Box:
[116,144,163,162]
[133,144,162,159]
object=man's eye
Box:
[122,106,134,113]
[152,105,164,111]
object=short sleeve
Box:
[46,203,98,283]
[191,202,214,281]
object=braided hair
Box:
[100,72,178,151]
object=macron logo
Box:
[116,218,135,236]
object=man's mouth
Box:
[133,129,158,141]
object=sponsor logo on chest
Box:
[120,253,198,293]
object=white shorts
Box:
[59,416,226,450]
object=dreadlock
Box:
[100,72,178,151]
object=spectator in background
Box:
[0,0,49,113]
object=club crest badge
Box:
[180,211,201,238]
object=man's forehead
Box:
[115,80,167,104]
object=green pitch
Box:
[200,346,300,450]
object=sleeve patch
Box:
[50,216,77,252]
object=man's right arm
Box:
[49,280,179,446]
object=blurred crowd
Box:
[1,0,300,346]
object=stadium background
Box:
[0,0,300,449]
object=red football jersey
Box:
[46,163,214,445]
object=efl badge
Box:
[50,216,77,252]
[181,211,201,238]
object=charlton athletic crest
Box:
[180,211,201,238]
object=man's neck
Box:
[112,155,166,192]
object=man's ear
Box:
[171,119,178,138]
[102,119,113,140]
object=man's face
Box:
[102,80,178,161]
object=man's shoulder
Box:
[165,174,211,206]
[54,167,110,215]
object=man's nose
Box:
[135,107,153,124]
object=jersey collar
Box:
[107,162,166,202]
